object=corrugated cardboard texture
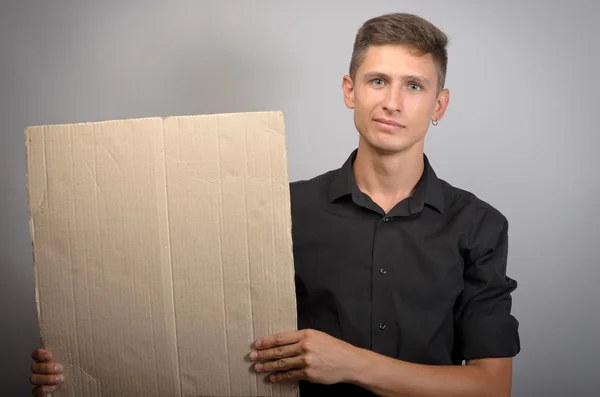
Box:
[25,111,299,397]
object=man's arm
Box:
[352,347,512,397]
[250,329,512,397]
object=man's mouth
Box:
[373,118,405,128]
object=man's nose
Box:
[382,88,403,113]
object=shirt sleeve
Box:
[455,215,521,361]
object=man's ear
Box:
[342,75,355,109]
[432,88,450,122]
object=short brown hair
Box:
[349,13,449,92]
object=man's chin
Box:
[357,130,424,154]
[362,139,417,155]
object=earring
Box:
[431,119,438,126]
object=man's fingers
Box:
[30,373,64,387]
[31,362,63,375]
[254,355,305,373]
[32,385,58,397]
[32,349,52,362]
[251,342,302,362]
[255,330,304,349]
[269,369,308,383]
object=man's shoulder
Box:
[438,178,508,226]
[290,169,336,195]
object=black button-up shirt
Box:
[291,149,520,396]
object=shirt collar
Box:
[328,149,445,214]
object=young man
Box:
[30,13,520,397]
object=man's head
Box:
[350,13,449,93]
[342,13,451,155]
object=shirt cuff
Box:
[456,314,521,361]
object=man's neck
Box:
[353,139,425,213]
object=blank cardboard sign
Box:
[25,111,299,396]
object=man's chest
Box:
[292,213,466,305]
[291,211,468,361]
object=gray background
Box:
[1,0,598,395]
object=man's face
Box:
[342,44,449,155]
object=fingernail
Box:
[56,374,63,382]
[255,339,262,348]
[48,385,57,391]
[249,351,258,361]
[254,363,263,372]
[55,364,62,372]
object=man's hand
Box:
[249,328,361,384]
[30,349,64,396]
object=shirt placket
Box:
[370,214,398,357]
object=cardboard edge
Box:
[273,112,298,317]
[24,126,45,349]
[23,110,286,130]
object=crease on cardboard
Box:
[29,187,47,218]
[244,115,259,395]
[64,364,99,383]
[90,121,105,386]
[159,118,183,394]
[83,160,103,192]
[165,153,212,182]
[64,364,102,396]
[215,113,234,394]
[66,124,84,393]
[97,141,122,174]
[265,127,285,137]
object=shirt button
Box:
[382,217,390,222]
[379,268,387,275]
[378,322,387,330]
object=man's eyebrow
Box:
[363,71,390,81]
[402,74,431,85]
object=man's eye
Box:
[409,83,423,91]
[372,79,386,86]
